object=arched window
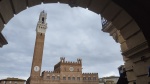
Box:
[52,76,55,80]
[14,81,17,84]
[83,77,86,80]
[88,77,91,80]
[72,77,75,80]
[46,74,50,79]
[93,77,96,80]
[57,76,60,80]
[42,17,44,23]
[68,77,71,80]
[77,77,80,80]
[63,77,66,80]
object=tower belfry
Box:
[30,10,47,82]
[36,10,47,33]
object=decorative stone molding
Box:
[122,41,148,58]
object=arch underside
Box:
[0,0,150,84]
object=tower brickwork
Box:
[29,10,47,84]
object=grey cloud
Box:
[0,4,123,80]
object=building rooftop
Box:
[0,78,26,81]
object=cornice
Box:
[122,41,149,58]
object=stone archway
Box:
[0,0,150,84]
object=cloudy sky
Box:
[0,3,124,80]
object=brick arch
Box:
[0,0,149,84]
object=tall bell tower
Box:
[30,10,47,79]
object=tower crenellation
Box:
[77,58,82,63]
[60,57,65,62]
[59,57,82,64]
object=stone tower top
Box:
[77,58,82,63]
[39,10,47,24]
[60,57,65,62]
[36,10,47,33]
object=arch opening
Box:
[0,3,123,80]
[0,0,149,84]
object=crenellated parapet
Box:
[63,61,81,64]
[42,70,61,74]
[41,71,60,77]
[82,73,99,81]
[42,71,54,73]
[54,57,82,70]
[77,58,82,63]
[60,57,65,62]
[60,57,82,65]
[60,57,82,63]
